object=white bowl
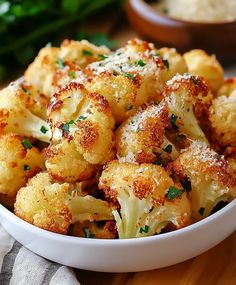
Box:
[0,200,235,272]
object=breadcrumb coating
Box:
[0,133,45,199]
[15,172,113,234]
[99,160,191,238]
[172,141,236,220]
[210,78,236,147]
[86,38,167,123]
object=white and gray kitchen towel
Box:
[0,224,80,285]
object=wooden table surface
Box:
[0,14,235,285]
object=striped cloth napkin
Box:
[0,224,80,285]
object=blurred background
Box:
[0,0,236,82]
[0,0,126,81]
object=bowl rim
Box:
[128,0,236,26]
[0,199,235,245]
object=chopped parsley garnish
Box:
[199,207,205,216]
[163,144,172,154]
[125,103,133,111]
[170,114,178,129]
[77,115,87,122]
[57,58,65,69]
[139,225,150,234]
[181,177,192,193]
[136,126,141,132]
[124,72,135,80]
[154,160,162,166]
[22,86,30,95]
[166,186,184,200]
[22,139,32,149]
[62,120,75,135]
[119,65,136,81]
[24,164,30,171]
[40,125,48,134]
[137,59,146,67]
[175,134,186,142]
[83,49,93,56]
[98,54,107,60]
[163,59,169,69]
[83,227,95,238]
[69,71,76,78]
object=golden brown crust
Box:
[115,103,176,164]
[164,75,209,100]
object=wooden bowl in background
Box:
[126,0,236,64]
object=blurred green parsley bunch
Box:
[0,0,124,80]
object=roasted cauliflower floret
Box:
[0,82,51,142]
[86,38,167,123]
[51,63,87,93]
[17,80,48,120]
[25,40,110,97]
[172,141,236,220]
[0,133,45,204]
[209,78,236,147]
[159,47,188,82]
[59,39,110,69]
[14,172,113,234]
[116,103,178,164]
[183,49,224,93]
[25,46,60,97]
[48,82,115,164]
[45,139,99,183]
[164,74,212,143]
[46,82,115,182]
[99,160,191,239]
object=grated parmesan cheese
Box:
[152,0,236,23]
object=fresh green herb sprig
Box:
[166,186,185,200]
[139,225,149,234]
[0,0,124,80]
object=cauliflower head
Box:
[164,74,212,143]
[159,47,188,82]
[99,160,191,239]
[210,78,236,147]
[172,141,236,220]
[45,139,99,183]
[48,82,115,164]
[115,103,178,164]
[183,49,224,93]
[59,39,110,69]
[14,172,113,234]
[25,46,60,97]
[0,133,45,200]
[85,38,167,123]
[0,81,51,143]
[25,40,110,98]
